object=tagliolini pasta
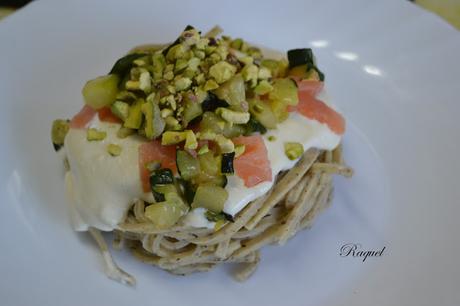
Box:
[88,145,351,286]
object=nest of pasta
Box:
[90,145,351,284]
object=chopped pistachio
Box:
[196,38,209,50]
[230,38,243,50]
[133,58,148,67]
[152,53,166,79]
[175,58,188,73]
[115,90,137,102]
[215,134,234,153]
[161,131,187,145]
[146,92,156,103]
[107,144,122,156]
[203,79,219,91]
[284,142,304,160]
[111,101,130,121]
[184,130,198,150]
[268,135,277,142]
[239,56,253,66]
[194,88,208,103]
[208,53,221,64]
[124,99,143,129]
[166,84,176,94]
[160,108,173,118]
[242,64,259,87]
[51,119,69,146]
[194,50,206,59]
[234,144,246,157]
[174,77,192,91]
[198,131,217,140]
[164,63,174,73]
[209,61,236,84]
[254,80,274,95]
[258,67,272,79]
[87,128,106,141]
[214,45,228,61]
[163,70,174,81]
[166,95,177,110]
[117,127,135,139]
[166,44,186,61]
[165,116,181,130]
[187,57,201,71]
[198,144,209,155]
[216,107,250,124]
[205,45,217,55]
[139,71,152,93]
[195,73,205,85]
[125,80,140,90]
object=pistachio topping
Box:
[107,144,122,156]
[284,142,304,160]
[87,128,107,141]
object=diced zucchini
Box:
[248,98,277,129]
[82,74,120,110]
[191,185,228,213]
[161,131,186,145]
[111,101,130,121]
[216,107,250,124]
[254,80,273,95]
[110,53,147,76]
[215,134,234,153]
[176,150,201,181]
[86,128,106,141]
[213,74,246,111]
[116,127,135,138]
[199,111,225,134]
[205,210,234,222]
[221,152,235,174]
[269,99,289,122]
[201,93,228,112]
[184,130,198,150]
[260,59,288,78]
[244,117,267,135]
[152,184,178,202]
[269,78,298,106]
[198,151,220,178]
[145,193,189,229]
[150,168,174,186]
[222,122,245,138]
[51,119,69,150]
[124,99,143,129]
[182,100,203,126]
[142,100,165,139]
[287,48,315,69]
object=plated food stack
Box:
[52,26,352,285]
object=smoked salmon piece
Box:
[232,135,272,187]
[98,107,122,124]
[69,105,96,129]
[139,141,177,192]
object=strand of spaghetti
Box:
[229,225,280,259]
[285,174,311,209]
[245,148,320,230]
[311,163,353,177]
[133,199,148,223]
[88,228,136,286]
[277,173,323,245]
[160,237,190,251]
[332,143,343,164]
[169,263,216,275]
[234,251,260,282]
[186,189,272,245]
[299,184,333,231]
[112,230,125,251]
[215,239,230,259]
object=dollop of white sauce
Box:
[64,108,340,231]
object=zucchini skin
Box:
[109,53,147,77]
[221,152,235,174]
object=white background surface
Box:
[0,0,459,305]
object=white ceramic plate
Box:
[1,0,459,305]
